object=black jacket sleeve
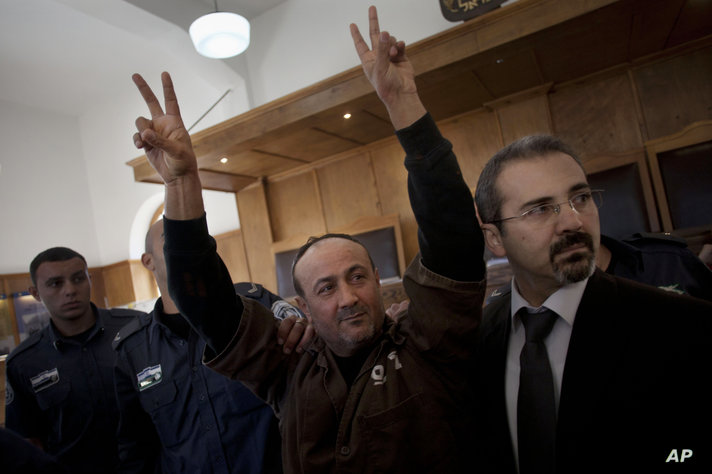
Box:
[396,113,485,282]
[163,215,242,355]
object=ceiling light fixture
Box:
[220,157,229,164]
[343,113,352,119]
[189,0,250,59]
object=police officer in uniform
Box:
[4,247,144,473]
[598,233,712,301]
[113,219,309,473]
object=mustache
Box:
[550,232,594,261]
[337,304,369,321]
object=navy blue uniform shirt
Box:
[602,233,712,301]
[112,283,295,473]
[5,304,141,474]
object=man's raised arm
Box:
[132,72,238,354]
[350,7,485,282]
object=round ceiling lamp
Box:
[189,4,250,59]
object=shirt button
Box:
[199,394,205,401]
[192,366,198,372]
[340,446,350,456]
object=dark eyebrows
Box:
[569,182,591,194]
[518,182,591,211]
[310,264,369,294]
[43,269,87,286]
[71,270,88,279]
[44,276,63,286]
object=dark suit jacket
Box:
[472,269,712,473]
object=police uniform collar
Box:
[150,297,191,341]
[49,302,102,351]
[600,234,643,272]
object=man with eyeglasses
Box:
[472,135,712,473]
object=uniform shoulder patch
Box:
[625,232,687,248]
[485,282,511,306]
[5,380,14,405]
[112,313,150,350]
[5,330,44,362]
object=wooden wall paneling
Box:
[88,268,108,308]
[100,261,144,308]
[644,119,712,233]
[1,278,21,348]
[549,70,644,157]
[632,45,712,140]
[256,128,360,162]
[485,84,554,146]
[625,68,650,143]
[236,182,278,292]
[329,214,407,279]
[370,138,419,265]
[4,274,32,295]
[215,229,252,284]
[200,149,306,177]
[438,108,504,190]
[267,171,326,243]
[582,148,661,234]
[316,152,382,231]
[100,261,135,308]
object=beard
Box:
[336,304,378,346]
[308,303,383,356]
[549,231,596,284]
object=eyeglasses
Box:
[490,189,604,227]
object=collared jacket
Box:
[113,295,284,474]
[162,113,486,473]
[4,303,141,474]
[601,233,712,301]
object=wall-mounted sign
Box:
[439,0,508,22]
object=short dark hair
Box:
[291,233,375,298]
[475,135,584,231]
[30,247,87,286]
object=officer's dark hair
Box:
[475,134,584,232]
[30,247,87,286]
[291,233,375,298]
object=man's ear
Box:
[141,252,154,272]
[295,296,311,323]
[29,285,41,302]
[481,223,507,258]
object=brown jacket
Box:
[207,257,485,474]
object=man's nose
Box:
[337,284,359,308]
[555,201,584,233]
[63,281,78,296]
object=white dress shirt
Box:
[505,277,588,471]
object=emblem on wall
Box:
[439,0,508,22]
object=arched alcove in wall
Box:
[128,190,241,260]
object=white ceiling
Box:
[0,0,286,116]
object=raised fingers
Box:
[368,5,380,49]
[160,71,181,117]
[349,23,370,59]
[132,73,164,118]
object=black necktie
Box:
[517,308,558,474]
